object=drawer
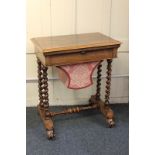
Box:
[40,47,118,66]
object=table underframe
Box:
[37,59,115,139]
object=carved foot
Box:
[99,101,115,128]
[37,105,55,139]
[104,105,115,127]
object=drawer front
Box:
[45,48,117,66]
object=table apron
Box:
[43,48,117,66]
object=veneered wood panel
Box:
[45,48,117,66]
[31,33,120,66]
[31,33,120,53]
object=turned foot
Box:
[99,101,115,128]
[89,95,115,127]
[104,105,115,127]
[37,105,55,139]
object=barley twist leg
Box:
[104,59,115,127]
[96,61,103,101]
[37,59,55,139]
[89,61,103,105]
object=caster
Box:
[107,119,115,128]
[46,129,55,140]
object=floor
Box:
[26,104,129,155]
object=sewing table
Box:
[31,32,121,139]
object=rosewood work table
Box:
[31,32,121,139]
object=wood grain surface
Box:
[31,32,121,54]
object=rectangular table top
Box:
[31,32,121,54]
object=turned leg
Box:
[89,61,103,106]
[105,59,112,104]
[88,60,115,127]
[37,59,55,139]
[102,59,115,127]
[37,59,44,109]
[96,61,103,101]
